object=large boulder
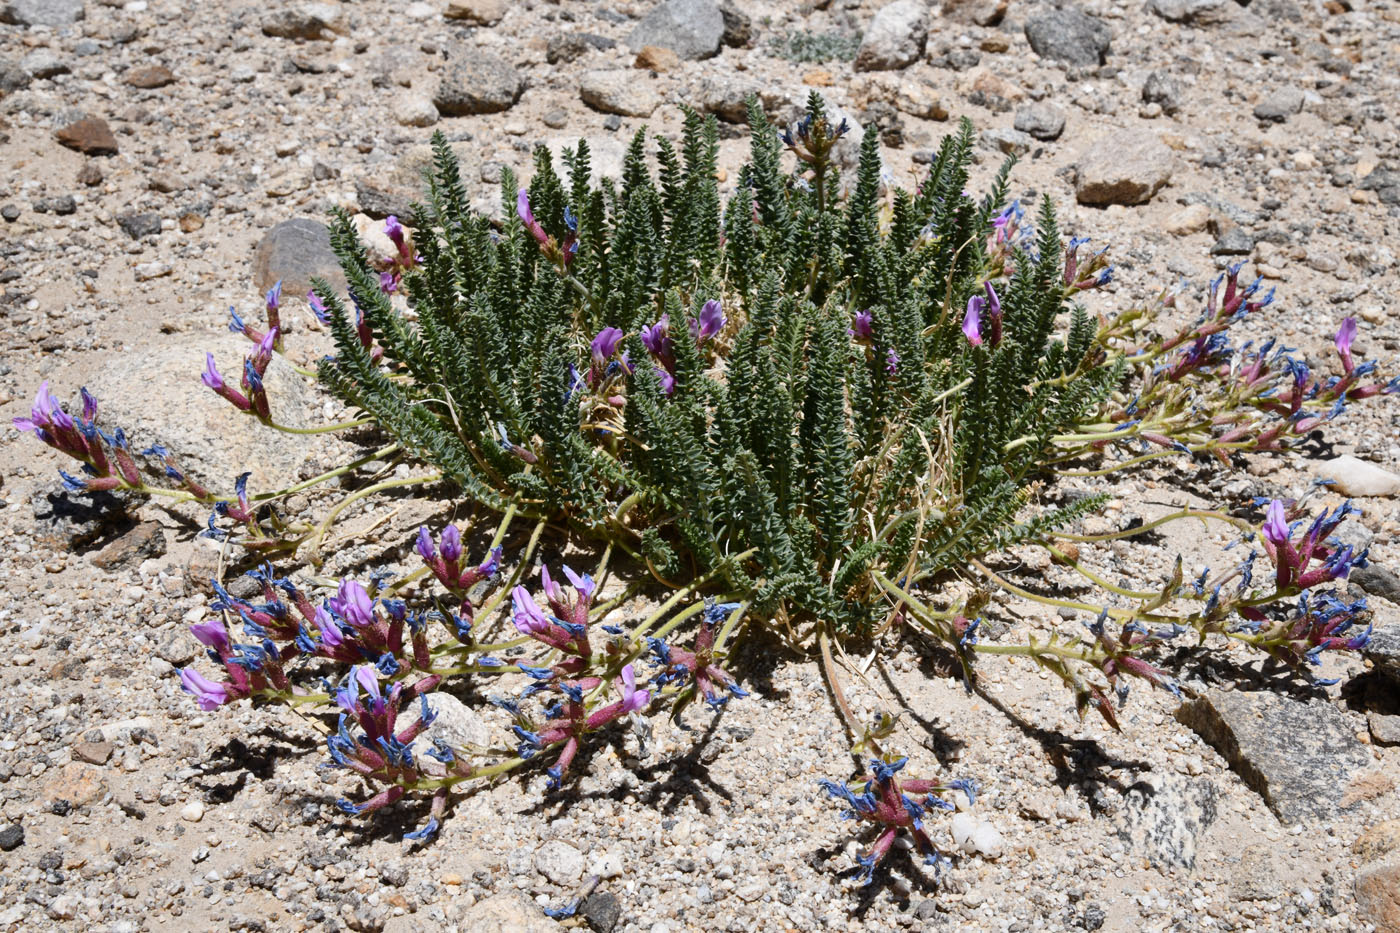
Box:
[251,218,347,297]
[854,0,928,72]
[1024,8,1111,67]
[626,0,725,61]
[1074,131,1174,206]
[432,49,524,115]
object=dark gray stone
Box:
[1024,8,1110,67]
[1353,564,1400,605]
[626,0,725,61]
[0,824,22,851]
[0,0,84,26]
[34,195,76,215]
[354,181,417,223]
[1,204,19,222]
[1142,71,1182,115]
[1253,87,1304,123]
[1013,102,1065,141]
[717,0,752,47]
[117,212,162,239]
[432,49,523,115]
[1,58,32,92]
[260,4,344,40]
[1211,229,1255,255]
[1114,774,1218,870]
[1364,624,1400,682]
[1081,904,1106,931]
[546,33,615,64]
[1176,690,1372,823]
[251,218,347,296]
[581,891,622,932]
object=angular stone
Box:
[444,0,506,26]
[1212,229,1255,255]
[580,891,622,933]
[432,49,523,116]
[1229,844,1282,901]
[394,92,439,128]
[982,127,1032,156]
[125,64,174,89]
[718,0,752,47]
[261,4,346,40]
[1314,456,1400,498]
[1147,0,1235,25]
[1355,857,1400,933]
[534,840,584,886]
[1024,8,1110,67]
[1165,203,1211,235]
[1365,623,1400,682]
[854,0,928,72]
[1370,712,1400,746]
[118,211,162,239]
[626,0,724,61]
[580,70,660,118]
[1176,689,1372,823]
[0,0,84,26]
[1013,102,1065,141]
[1075,131,1173,206]
[90,521,166,572]
[72,739,113,765]
[82,333,332,493]
[0,824,22,851]
[252,218,347,297]
[456,891,562,933]
[942,0,1007,26]
[1142,71,1183,115]
[41,762,109,808]
[409,692,495,758]
[1114,773,1218,870]
[634,45,681,72]
[1253,87,1305,123]
[1354,820,1400,863]
[55,116,118,156]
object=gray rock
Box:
[1230,844,1282,901]
[0,0,84,26]
[942,0,1008,26]
[252,218,347,297]
[1141,71,1182,115]
[1176,690,1372,823]
[409,692,495,757]
[546,33,615,65]
[1253,87,1304,123]
[1013,102,1065,141]
[1075,131,1173,206]
[458,890,563,932]
[21,49,68,79]
[982,127,1033,156]
[626,0,725,61]
[117,212,162,239]
[1332,518,1375,554]
[697,75,768,122]
[260,4,346,40]
[1313,456,1400,498]
[90,521,166,572]
[1114,773,1218,870]
[535,840,585,886]
[432,49,523,115]
[35,195,76,214]
[580,70,661,118]
[1024,8,1110,67]
[1211,229,1254,255]
[1352,563,1400,605]
[717,0,752,47]
[1369,712,1400,746]
[0,57,32,92]
[1364,624,1400,682]
[394,93,439,128]
[854,0,928,72]
[82,332,331,493]
[443,0,506,25]
[0,824,22,851]
[581,891,622,932]
[1146,0,1235,25]
[355,180,418,222]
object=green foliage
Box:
[768,29,862,62]
[319,99,1124,630]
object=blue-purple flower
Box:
[689,299,725,346]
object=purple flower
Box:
[511,586,551,637]
[1263,499,1290,549]
[640,314,674,363]
[415,525,435,562]
[689,299,725,346]
[440,524,462,563]
[332,580,375,628]
[178,668,232,711]
[384,215,405,250]
[591,326,624,366]
[201,354,252,413]
[315,605,345,648]
[13,381,73,437]
[656,366,676,396]
[189,618,230,654]
[962,296,983,346]
[850,310,873,340]
[618,664,651,714]
[561,565,596,602]
[516,189,549,246]
[265,280,282,313]
[308,290,331,324]
[885,348,900,376]
[1336,317,1357,375]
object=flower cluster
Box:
[647,599,748,711]
[819,757,973,885]
[204,328,276,421]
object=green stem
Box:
[265,417,374,436]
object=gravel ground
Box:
[2,0,1400,931]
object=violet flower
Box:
[885,348,900,376]
[178,668,233,711]
[640,314,675,373]
[591,327,624,366]
[516,189,549,246]
[962,296,983,347]
[308,290,331,324]
[850,310,873,341]
[1336,317,1357,375]
[689,299,725,346]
